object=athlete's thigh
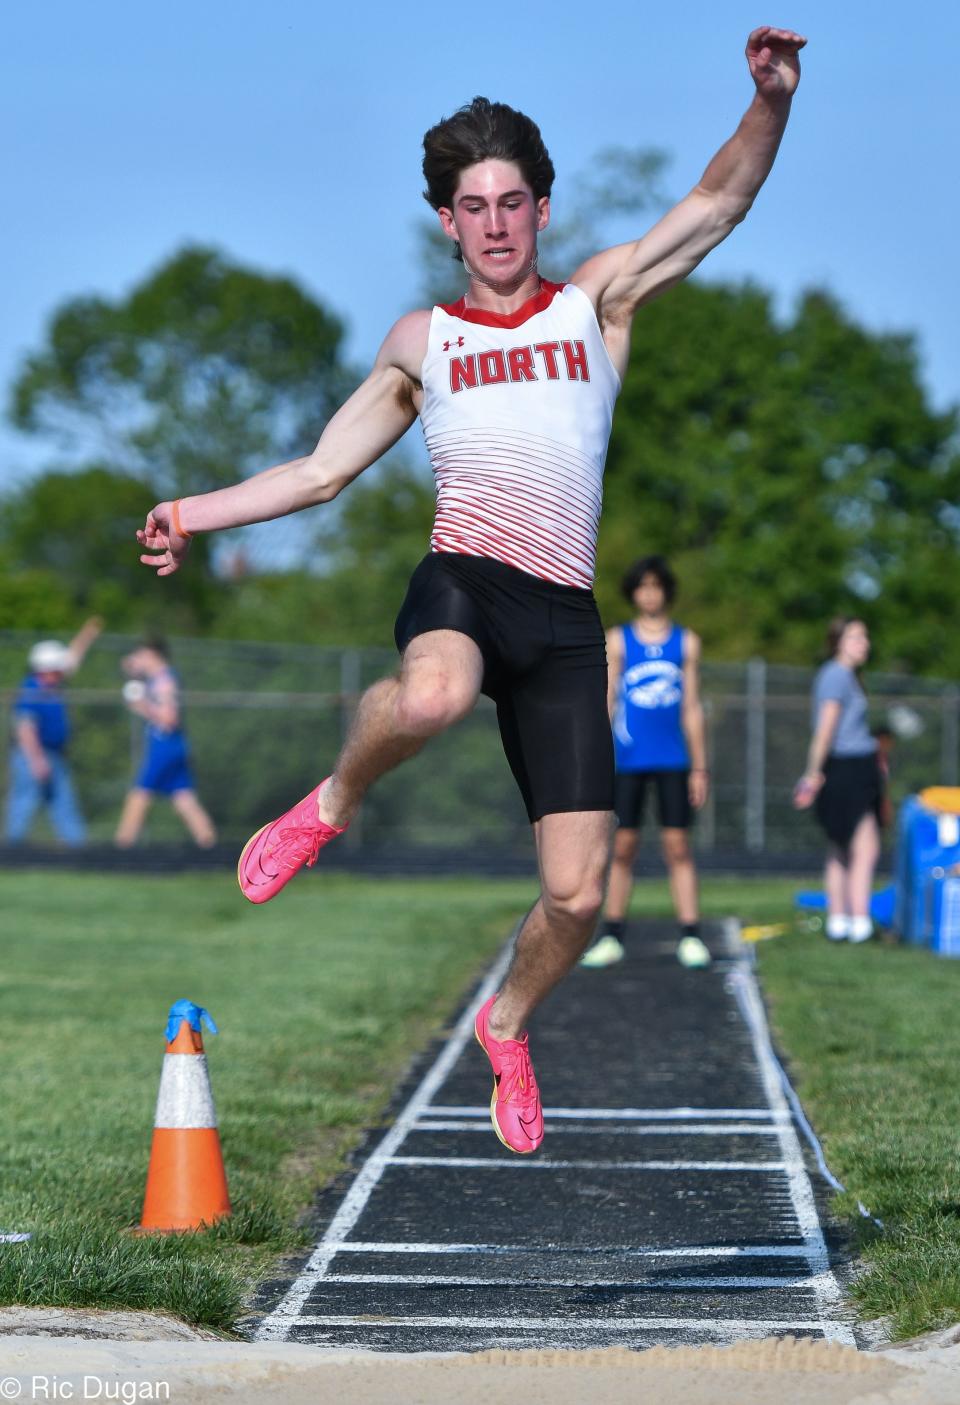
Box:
[653,770,692,830]
[399,628,485,707]
[494,688,535,821]
[395,554,491,661]
[170,787,202,812]
[499,638,612,823]
[613,771,648,830]
[534,809,614,899]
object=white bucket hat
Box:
[29,640,74,674]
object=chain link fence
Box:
[2,630,956,868]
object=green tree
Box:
[0,465,215,631]
[203,460,435,646]
[598,281,960,672]
[0,554,74,633]
[10,245,351,496]
[4,245,357,630]
[314,459,437,644]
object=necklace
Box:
[461,251,540,299]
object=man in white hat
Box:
[5,618,103,846]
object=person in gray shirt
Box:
[793,617,882,944]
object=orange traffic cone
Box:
[138,999,231,1233]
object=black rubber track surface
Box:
[251,918,855,1351]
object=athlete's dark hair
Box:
[621,555,677,606]
[140,634,171,660]
[422,97,555,262]
[825,615,866,660]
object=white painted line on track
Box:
[325,1241,814,1258]
[254,937,517,1341]
[725,925,855,1346]
[320,1272,827,1290]
[289,1314,829,1333]
[422,1105,786,1121]
[414,1120,782,1136]
[383,1155,787,1172]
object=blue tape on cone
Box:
[165,998,218,1043]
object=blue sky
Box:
[4,1,957,483]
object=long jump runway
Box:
[252,919,856,1350]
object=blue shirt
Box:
[613,623,690,772]
[812,661,877,758]
[144,668,184,742]
[12,674,70,751]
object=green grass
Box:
[756,903,960,1339]
[0,870,534,1329]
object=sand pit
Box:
[3,1328,960,1405]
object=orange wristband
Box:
[171,499,193,540]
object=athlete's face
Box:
[839,620,870,667]
[438,160,549,287]
[124,647,162,677]
[633,573,667,618]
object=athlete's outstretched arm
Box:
[573,26,805,357]
[138,313,428,576]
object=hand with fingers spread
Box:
[746,26,807,100]
[137,501,191,577]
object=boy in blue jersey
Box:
[5,618,102,846]
[114,638,217,849]
[582,557,711,968]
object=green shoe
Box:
[579,934,625,968]
[677,935,712,968]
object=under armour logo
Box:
[443,337,465,351]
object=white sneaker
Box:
[848,916,874,944]
[677,935,712,968]
[579,935,625,968]
[826,915,850,942]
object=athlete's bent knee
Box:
[544,882,605,930]
[662,831,690,865]
[397,681,473,736]
[613,829,639,863]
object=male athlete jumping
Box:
[139,26,805,1154]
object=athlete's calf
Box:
[490,809,613,1041]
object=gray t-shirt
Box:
[812,660,877,758]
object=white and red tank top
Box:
[419,280,620,590]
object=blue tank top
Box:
[144,668,184,743]
[612,623,689,772]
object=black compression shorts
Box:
[614,769,693,831]
[394,552,614,823]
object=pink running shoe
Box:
[238,779,348,905]
[474,994,544,1154]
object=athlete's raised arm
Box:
[573,26,806,375]
[138,311,431,576]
